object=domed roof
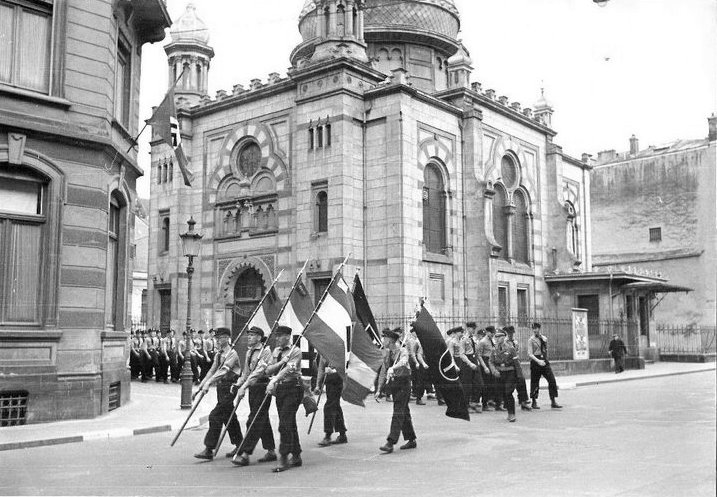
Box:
[299,0,459,20]
[170,3,210,45]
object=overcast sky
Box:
[137,0,717,198]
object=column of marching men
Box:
[149,319,564,473]
[129,328,218,384]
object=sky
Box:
[136,0,717,199]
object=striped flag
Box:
[247,286,282,334]
[278,279,314,374]
[303,275,355,375]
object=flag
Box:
[247,286,282,334]
[352,274,381,346]
[412,306,470,421]
[146,88,193,186]
[277,278,314,374]
[302,275,355,375]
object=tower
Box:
[164,3,214,107]
[446,44,472,89]
[296,0,368,65]
[534,87,554,128]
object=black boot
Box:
[273,455,290,472]
[551,399,563,409]
[531,399,540,409]
[193,447,214,460]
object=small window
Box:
[317,126,324,148]
[308,128,314,150]
[325,123,331,147]
[159,213,170,253]
[108,382,121,411]
[498,285,509,325]
[0,390,29,427]
[517,287,529,324]
[649,227,661,242]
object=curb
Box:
[0,414,210,452]
[571,366,715,388]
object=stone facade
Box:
[147,1,594,348]
[0,0,170,423]
[591,121,717,327]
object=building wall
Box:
[0,0,169,423]
[591,140,716,326]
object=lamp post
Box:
[179,216,203,409]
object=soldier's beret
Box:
[276,325,292,336]
[382,328,400,340]
[447,326,463,335]
[494,330,506,337]
[485,325,496,333]
[215,327,231,338]
[248,326,264,338]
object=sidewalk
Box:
[0,381,213,452]
[1,361,714,452]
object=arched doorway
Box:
[232,268,265,357]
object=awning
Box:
[621,282,693,293]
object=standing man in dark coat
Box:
[193,327,243,460]
[376,328,416,454]
[528,322,562,409]
[608,333,627,373]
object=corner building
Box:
[148,1,594,347]
[0,0,170,423]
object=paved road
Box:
[2,372,715,497]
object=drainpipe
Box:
[459,120,468,320]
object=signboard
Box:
[571,308,590,360]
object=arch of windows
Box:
[422,162,447,254]
[491,153,532,264]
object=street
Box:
[1,371,714,497]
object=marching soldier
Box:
[265,325,304,472]
[156,330,170,383]
[315,355,348,446]
[528,322,562,409]
[231,326,277,467]
[447,326,479,412]
[465,322,485,413]
[376,328,416,453]
[476,325,500,410]
[193,327,243,460]
[504,326,531,411]
[489,329,519,422]
[407,325,429,406]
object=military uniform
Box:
[141,332,160,381]
[156,333,170,383]
[447,328,478,412]
[265,327,304,472]
[378,329,416,453]
[476,333,499,409]
[129,333,142,379]
[316,356,347,445]
[406,332,428,404]
[489,333,518,422]
[528,326,561,408]
[506,330,530,409]
[233,335,276,461]
[194,328,243,459]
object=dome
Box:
[170,3,210,45]
[296,0,461,63]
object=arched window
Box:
[324,7,330,36]
[316,191,328,233]
[167,161,173,184]
[492,184,508,258]
[106,192,126,329]
[423,163,446,253]
[512,190,529,263]
[337,4,345,37]
[237,142,261,178]
[566,202,579,257]
[195,63,202,91]
[161,216,170,253]
[389,48,403,71]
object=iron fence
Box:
[374,314,639,361]
[655,324,717,355]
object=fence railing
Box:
[655,324,717,355]
[374,315,638,361]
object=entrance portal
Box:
[232,268,265,357]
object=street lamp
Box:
[179,216,203,409]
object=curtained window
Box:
[423,163,446,253]
[512,190,529,263]
[492,184,508,258]
[0,0,52,93]
[0,173,46,324]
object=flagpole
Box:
[227,260,310,460]
[169,267,282,448]
[127,68,188,155]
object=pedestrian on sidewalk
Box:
[528,322,562,409]
[193,327,243,461]
[609,333,627,374]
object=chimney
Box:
[709,114,717,142]
[597,149,617,164]
[629,134,639,156]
